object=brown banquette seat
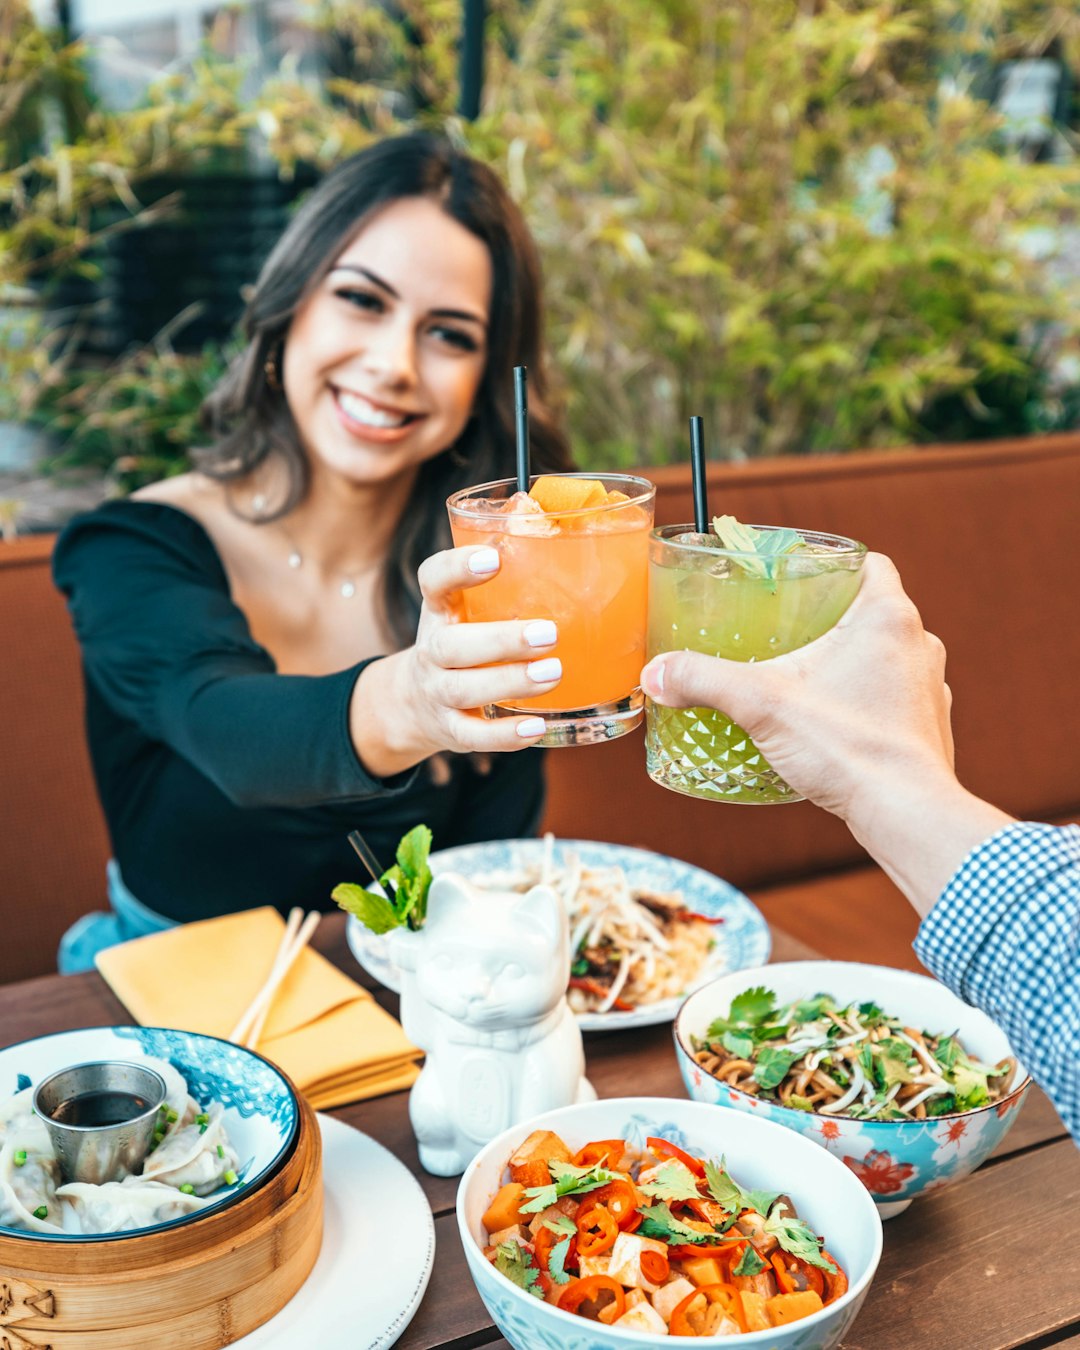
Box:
[1,434,1078,983]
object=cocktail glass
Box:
[646,524,866,803]
[447,473,656,746]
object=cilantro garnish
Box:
[704,1158,779,1220]
[332,824,433,934]
[764,1213,837,1273]
[519,1161,619,1214]
[753,1047,802,1091]
[638,1160,704,1204]
[637,1202,733,1246]
[542,1212,578,1238]
[732,1244,768,1277]
[494,1242,544,1299]
[547,1236,573,1284]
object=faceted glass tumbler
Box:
[645,524,866,804]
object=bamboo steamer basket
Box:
[0,1093,323,1347]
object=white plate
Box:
[237,1114,435,1350]
[346,838,771,1032]
[0,1025,298,1240]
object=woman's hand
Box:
[350,544,559,776]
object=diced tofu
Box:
[607,1232,670,1292]
[577,1252,612,1279]
[625,1289,647,1310]
[652,1276,697,1324]
[487,1224,530,1248]
[612,1301,668,1333]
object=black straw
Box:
[514,365,530,494]
[689,416,708,534]
[348,830,392,899]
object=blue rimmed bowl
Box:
[0,1025,299,1240]
[674,962,1032,1219]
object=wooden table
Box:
[1,913,1077,1350]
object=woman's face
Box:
[282,195,492,491]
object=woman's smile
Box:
[283,195,491,486]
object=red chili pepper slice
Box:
[669,1282,745,1336]
[558,1274,627,1320]
[821,1249,848,1305]
[646,1135,706,1177]
[571,1138,627,1169]
[639,1247,670,1284]
[576,1203,619,1257]
[586,1179,641,1228]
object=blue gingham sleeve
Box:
[914,822,1080,1143]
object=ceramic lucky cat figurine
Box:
[388,871,595,1177]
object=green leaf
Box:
[330,883,402,935]
[764,1214,837,1273]
[722,1030,755,1058]
[637,1202,736,1247]
[519,1162,619,1214]
[548,1236,573,1284]
[711,518,806,582]
[542,1213,578,1238]
[791,995,835,1024]
[786,1094,816,1112]
[857,1001,886,1026]
[729,986,777,1025]
[386,824,433,928]
[752,1047,802,1091]
[732,1244,768,1277]
[741,1187,782,1217]
[494,1242,544,1299]
[704,1159,742,1213]
[638,1160,703,1204]
[935,1036,962,1071]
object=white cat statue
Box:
[388,871,595,1177]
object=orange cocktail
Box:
[447,473,656,746]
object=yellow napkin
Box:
[95,908,420,1109]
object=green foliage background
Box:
[3,0,1080,483]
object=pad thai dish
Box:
[511,835,722,1015]
[480,1128,848,1335]
[691,987,1017,1121]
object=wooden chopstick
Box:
[242,911,321,1052]
[229,907,303,1045]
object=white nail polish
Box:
[468,547,500,575]
[527,657,562,683]
[516,717,547,738]
[524,620,558,648]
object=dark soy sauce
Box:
[51,1090,151,1127]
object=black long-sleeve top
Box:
[53,500,545,923]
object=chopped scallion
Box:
[179,1183,195,1195]
[33,1205,48,1220]
[13,1150,27,1167]
[223,1170,238,1186]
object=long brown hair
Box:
[198,132,573,646]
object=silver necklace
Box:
[253,493,378,599]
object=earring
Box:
[264,345,283,392]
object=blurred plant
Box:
[28,323,234,493]
[6,0,1080,485]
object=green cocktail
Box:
[646,522,866,804]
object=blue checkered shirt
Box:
[914,822,1080,1143]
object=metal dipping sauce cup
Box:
[646,524,866,803]
[32,1060,167,1185]
[447,473,656,747]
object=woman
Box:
[53,132,574,972]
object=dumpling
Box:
[0,1137,63,1234]
[56,1177,209,1234]
[0,1087,52,1156]
[140,1102,239,1196]
[139,1056,199,1141]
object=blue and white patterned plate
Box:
[346,838,770,1032]
[0,1025,299,1242]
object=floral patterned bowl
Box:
[457,1096,882,1350]
[674,962,1032,1219]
